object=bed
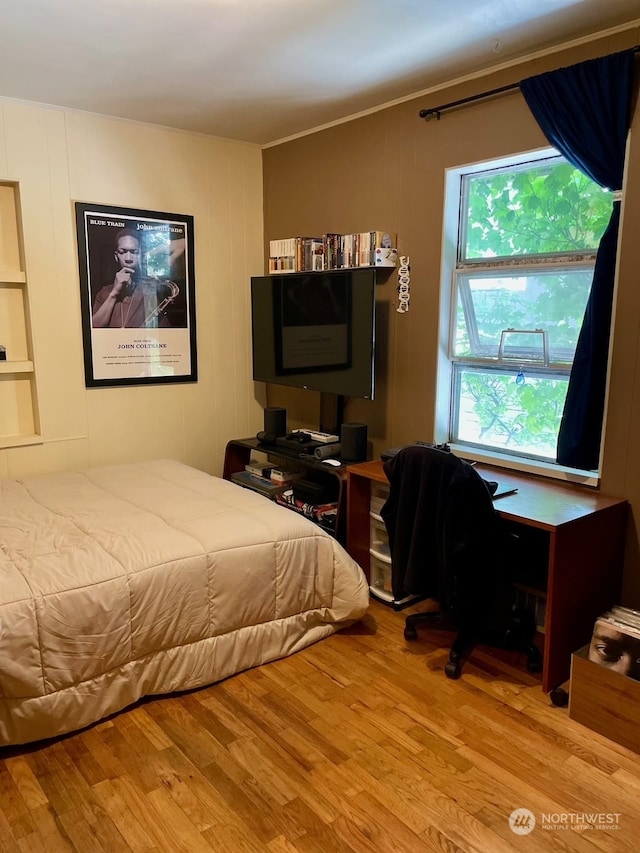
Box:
[0,459,369,746]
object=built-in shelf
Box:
[0,181,40,449]
[0,434,43,448]
[0,270,26,284]
[0,361,34,374]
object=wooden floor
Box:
[1,599,638,852]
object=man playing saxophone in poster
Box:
[92,229,184,328]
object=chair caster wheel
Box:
[404,625,418,641]
[444,660,461,679]
[549,687,569,707]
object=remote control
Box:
[291,429,340,444]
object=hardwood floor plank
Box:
[267,835,305,853]
[247,728,344,825]
[473,803,597,853]
[214,686,320,775]
[4,754,48,814]
[62,736,108,788]
[191,690,259,742]
[227,735,303,806]
[144,698,244,775]
[198,757,286,844]
[0,803,23,853]
[260,692,350,766]
[22,803,91,852]
[0,761,36,838]
[16,832,72,853]
[57,807,106,853]
[91,779,157,853]
[178,692,242,748]
[155,744,244,828]
[344,742,513,852]
[201,823,267,851]
[126,706,174,751]
[355,791,508,853]
[80,728,128,780]
[522,698,640,776]
[143,785,214,853]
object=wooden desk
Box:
[346,460,628,694]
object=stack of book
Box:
[245,459,273,478]
[332,231,397,270]
[325,231,398,270]
[270,468,301,486]
[268,237,297,273]
[268,231,397,272]
[230,470,285,498]
[231,462,304,499]
[268,237,324,273]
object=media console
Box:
[223,437,350,543]
[346,459,628,695]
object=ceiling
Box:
[0,1,638,146]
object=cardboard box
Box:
[569,645,640,754]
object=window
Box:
[440,151,612,469]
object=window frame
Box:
[451,260,596,366]
[435,148,603,485]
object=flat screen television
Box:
[251,269,376,399]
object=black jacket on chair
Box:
[381,445,510,632]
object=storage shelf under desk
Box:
[346,459,628,695]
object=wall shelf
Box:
[0,434,43,448]
[0,361,34,374]
[0,181,41,449]
[0,271,26,284]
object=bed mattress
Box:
[0,459,369,746]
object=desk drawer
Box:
[369,483,389,518]
[370,515,389,557]
[369,552,393,601]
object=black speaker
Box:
[340,422,368,462]
[264,407,287,437]
[314,443,342,459]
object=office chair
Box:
[381,444,542,679]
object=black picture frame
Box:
[75,202,197,387]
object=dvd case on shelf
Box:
[230,470,285,497]
[268,231,397,272]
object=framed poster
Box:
[75,202,197,387]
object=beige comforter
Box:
[0,459,369,746]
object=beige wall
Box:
[0,100,265,479]
[262,31,640,604]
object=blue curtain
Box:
[520,49,636,470]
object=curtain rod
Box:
[419,45,640,121]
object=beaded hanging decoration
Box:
[397,256,410,313]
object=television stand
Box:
[223,437,349,543]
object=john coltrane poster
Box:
[75,202,197,387]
